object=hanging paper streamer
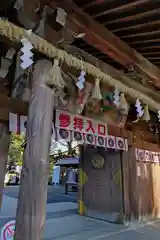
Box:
[76,82,92,114]
[5,48,16,60]
[90,78,102,101]
[56,7,67,27]
[47,59,65,89]
[113,88,120,107]
[9,113,19,134]
[20,115,27,134]
[14,0,24,10]
[35,6,49,37]
[0,58,11,78]
[135,98,144,118]
[142,105,150,122]
[20,38,34,70]
[0,48,16,78]
[76,70,86,90]
[9,113,27,135]
[119,93,128,115]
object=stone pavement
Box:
[1,186,160,239]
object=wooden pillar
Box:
[121,131,139,222]
[0,122,10,209]
[79,146,84,216]
[121,149,131,221]
[15,60,54,240]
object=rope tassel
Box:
[46,59,65,89]
[142,104,150,122]
[119,93,128,115]
[91,78,102,101]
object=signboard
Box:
[55,109,108,137]
[135,148,160,163]
[55,109,128,151]
[1,220,15,240]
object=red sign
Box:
[55,109,108,137]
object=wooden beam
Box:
[130,39,160,45]
[104,8,160,25]
[0,94,28,116]
[48,0,160,88]
[93,0,150,18]
[136,46,160,51]
[82,0,107,10]
[143,52,160,56]
[112,20,160,33]
[121,29,160,39]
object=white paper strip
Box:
[20,38,34,70]
[56,8,67,27]
[9,113,18,133]
[5,48,16,60]
[0,58,11,78]
[20,115,27,134]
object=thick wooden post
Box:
[0,122,10,209]
[15,60,54,240]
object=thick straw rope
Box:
[0,19,160,112]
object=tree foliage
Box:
[9,133,24,166]
[9,134,78,168]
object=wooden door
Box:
[82,146,122,221]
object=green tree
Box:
[9,133,24,166]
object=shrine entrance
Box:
[54,109,128,219]
[82,147,123,222]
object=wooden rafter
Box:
[121,29,160,39]
[93,0,150,18]
[126,39,160,45]
[104,8,160,26]
[82,0,108,10]
[112,20,160,33]
[48,0,160,87]
[143,52,160,56]
[136,46,160,51]
[62,44,160,103]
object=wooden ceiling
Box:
[72,0,160,69]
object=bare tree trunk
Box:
[15,60,54,240]
[0,122,10,209]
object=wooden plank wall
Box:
[122,134,160,221]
